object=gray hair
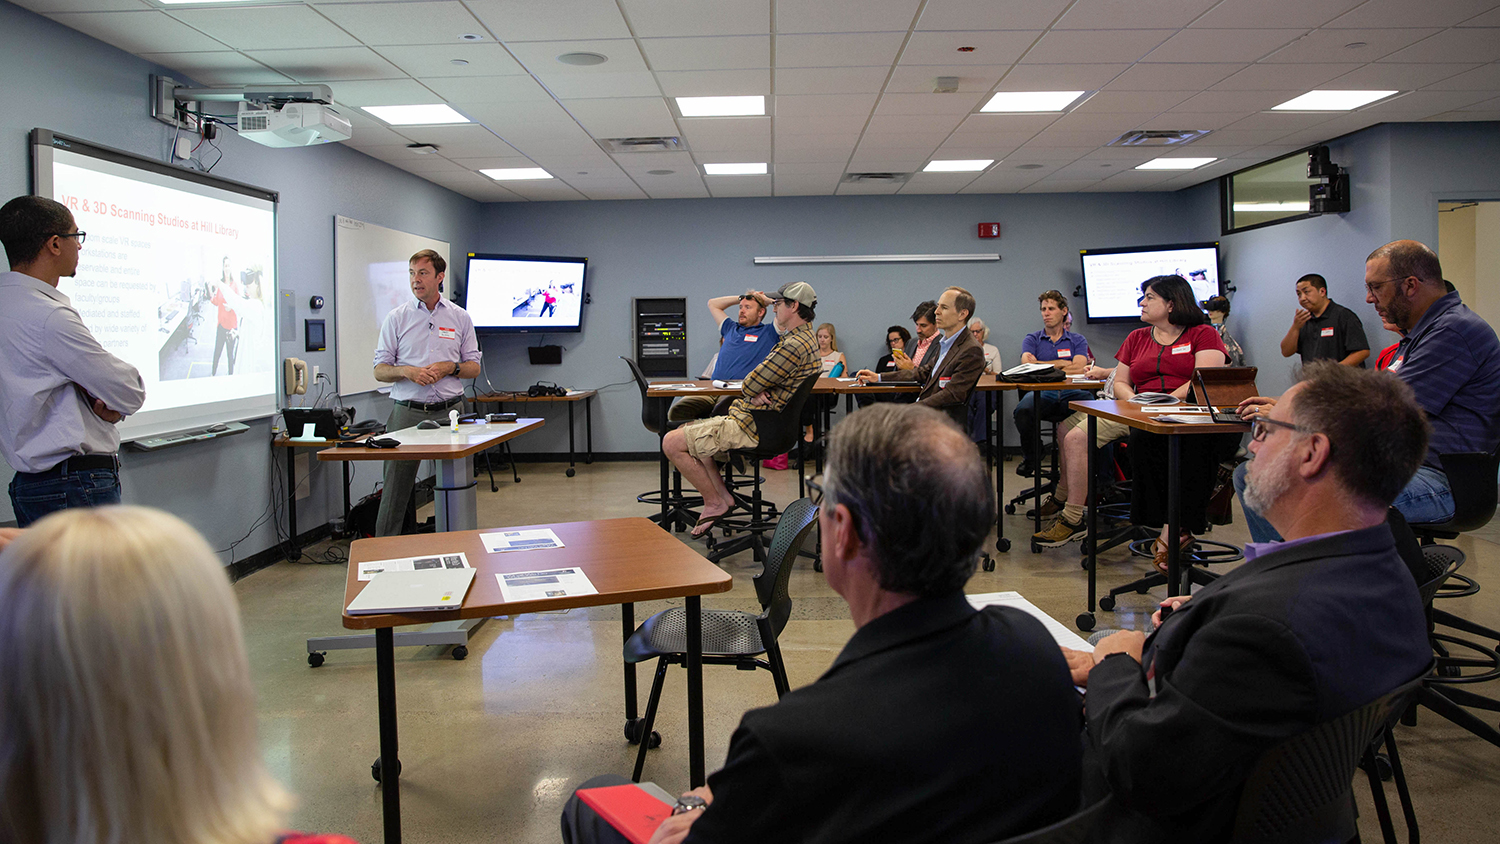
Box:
[969,318,989,342]
[1291,361,1430,508]
[1366,240,1443,288]
[822,404,994,597]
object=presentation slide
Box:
[39,143,278,439]
[1081,244,1220,322]
[465,255,586,332]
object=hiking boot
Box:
[1028,496,1064,520]
[1033,516,1087,548]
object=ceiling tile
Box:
[775,0,922,33]
[835,179,907,194]
[1360,89,1495,116]
[775,32,906,67]
[874,92,985,115]
[1139,111,1251,131]
[463,100,581,132]
[447,155,539,170]
[1211,63,1363,90]
[424,75,555,104]
[522,152,624,174]
[10,0,147,11]
[463,0,631,41]
[1190,0,1362,28]
[953,113,1061,134]
[386,155,475,175]
[327,79,442,107]
[774,66,891,94]
[138,51,291,86]
[884,64,1011,93]
[167,6,359,51]
[243,47,405,82]
[774,174,842,195]
[774,94,879,118]
[1323,62,1480,90]
[645,184,713,199]
[773,145,859,162]
[996,62,1129,90]
[854,133,949,151]
[619,0,770,37]
[775,114,871,135]
[374,43,527,78]
[1054,0,1218,29]
[1072,90,1196,113]
[771,162,847,174]
[1380,29,1500,64]
[900,175,982,194]
[1260,27,1441,64]
[1025,127,1130,146]
[678,116,770,148]
[865,113,961,134]
[705,174,772,197]
[917,0,1072,31]
[1326,0,1500,28]
[577,184,651,200]
[773,132,862,152]
[1220,111,1332,133]
[339,110,417,146]
[1047,112,1155,131]
[611,150,696,171]
[314,2,488,47]
[489,179,588,200]
[1022,29,1175,64]
[1461,8,1500,26]
[898,30,1039,66]
[656,69,771,97]
[1106,62,1247,90]
[544,71,663,99]
[47,10,226,53]
[562,97,679,137]
[1170,89,1304,112]
[640,36,770,71]
[507,39,649,74]
[393,125,522,157]
[1142,29,1307,63]
[1423,62,1500,90]
[846,150,930,169]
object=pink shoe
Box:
[762,453,789,471]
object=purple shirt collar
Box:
[1243,528,1355,562]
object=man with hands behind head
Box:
[371,248,481,536]
[668,290,777,423]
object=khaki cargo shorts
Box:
[1059,411,1129,448]
[682,416,758,461]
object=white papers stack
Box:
[967,591,1093,652]
[482,528,565,553]
[357,552,472,582]
[1156,414,1215,424]
[496,567,598,603]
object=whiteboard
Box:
[334,216,450,396]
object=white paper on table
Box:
[967,591,1094,652]
[357,552,472,582]
[1140,405,1208,413]
[653,383,701,390]
[1156,414,1216,424]
[496,567,598,602]
[481,528,565,553]
[710,379,744,389]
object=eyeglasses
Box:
[1364,276,1409,295]
[51,231,86,245]
[1250,416,1316,442]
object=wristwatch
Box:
[451,361,460,377]
[672,795,708,815]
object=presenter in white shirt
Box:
[0,195,145,526]
[371,249,481,536]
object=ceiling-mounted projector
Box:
[236,101,352,148]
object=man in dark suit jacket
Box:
[1064,362,1433,843]
[563,404,1084,844]
[856,286,986,428]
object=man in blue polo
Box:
[1236,239,1500,541]
[1013,290,1092,478]
[669,290,778,422]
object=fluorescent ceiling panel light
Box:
[1272,90,1398,111]
[923,159,993,173]
[675,96,765,117]
[704,162,767,175]
[1135,157,1217,170]
[1234,201,1310,212]
[481,168,553,181]
[361,104,470,126]
[980,91,1085,113]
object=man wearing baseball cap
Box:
[663,281,821,539]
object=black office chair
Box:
[705,373,820,564]
[622,356,701,533]
[623,497,820,782]
[985,796,1111,844]
[1413,447,1500,636]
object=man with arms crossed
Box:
[1279,272,1370,367]
[1013,290,1092,478]
[664,282,820,538]
[371,249,481,537]
[855,286,985,428]
[564,404,1083,844]
[1067,363,1431,843]
[0,195,145,526]
[668,290,777,423]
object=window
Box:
[1222,150,1317,234]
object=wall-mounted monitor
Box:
[1079,241,1221,324]
[463,253,587,334]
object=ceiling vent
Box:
[841,172,912,184]
[596,136,684,153]
[1108,129,1211,147]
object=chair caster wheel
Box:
[625,718,645,744]
[1099,595,1116,611]
[1080,539,1094,555]
[1076,613,1096,632]
[996,537,1011,553]
[1134,586,1150,595]
[566,467,576,477]
[1030,539,1042,554]
[982,554,996,572]
[1005,503,1016,515]
[308,652,325,667]
[1439,664,1462,678]
[371,757,401,783]
[646,731,661,749]
[452,645,468,660]
[813,559,823,572]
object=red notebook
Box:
[577,783,675,844]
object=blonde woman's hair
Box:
[816,322,840,352]
[0,506,293,844]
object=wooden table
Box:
[343,519,733,844]
[272,431,372,560]
[1068,400,1247,632]
[472,390,596,476]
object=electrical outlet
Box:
[312,365,320,382]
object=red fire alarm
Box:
[978,223,1001,239]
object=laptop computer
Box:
[1192,367,1259,423]
[346,568,476,615]
[283,407,342,440]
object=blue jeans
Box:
[1234,461,1455,544]
[8,466,122,527]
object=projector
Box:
[236,102,352,148]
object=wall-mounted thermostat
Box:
[305,319,326,352]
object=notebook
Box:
[345,568,476,615]
[1192,367,1259,423]
[576,783,676,844]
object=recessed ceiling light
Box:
[704,162,767,175]
[450,59,469,66]
[676,96,765,117]
[480,168,553,181]
[980,91,1087,113]
[922,159,993,173]
[1272,90,1399,111]
[458,33,484,41]
[1233,201,1310,212]
[362,104,469,126]
[1135,157,1217,170]
[557,52,608,66]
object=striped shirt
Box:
[727,323,821,439]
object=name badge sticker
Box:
[1171,343,1192,355]
[938,377,952,389]
[744,334,758,342]
[1320,327,1335,337]
[1055,347,1070,357]
[438,326,457,340]
[1388,357,1403,372]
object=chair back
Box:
[1228,675,1426,844]
[1428,447,1500,533]
[752,497,819,635]
[987,796,1111,844]
[621,356,667,434]
[745,372,821,457]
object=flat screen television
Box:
[463,253,587,333]
[1079,241,1221,324]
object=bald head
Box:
[1366,240,1444,289]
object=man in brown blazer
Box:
[857,286,986,427]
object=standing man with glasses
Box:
[371,249,481,536]
[0,195,145,526]
[1235,239,1500,542]
[1277,273,1370,367]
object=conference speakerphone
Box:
[127,421,250,451]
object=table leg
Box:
[567,401,577,475]
[1166,434,1182,598]
[286,447,301,561]
[1032,391,1044,538]
[376,627,401,844]
[992,391,1008,553]
[844,393,853,415]
[658,428,671,524]
[622,603,638,722]
[342,462,352,526]
[585,396,594,464]
[984,390,994,471]
[434,457,479,533]
[1086,415,1098,614]
[686,595,705,787]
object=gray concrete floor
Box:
[235,458,1500,844]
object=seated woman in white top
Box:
[969,318,1003,374]
[815,323,847,376]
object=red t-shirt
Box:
[1115,323,1228,394]
[1376,341,1400,370]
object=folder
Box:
[576,783,676,844]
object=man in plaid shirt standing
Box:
[665,281,821,539]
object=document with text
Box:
[496,567,598,603]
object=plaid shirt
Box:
[728,322,821,438]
